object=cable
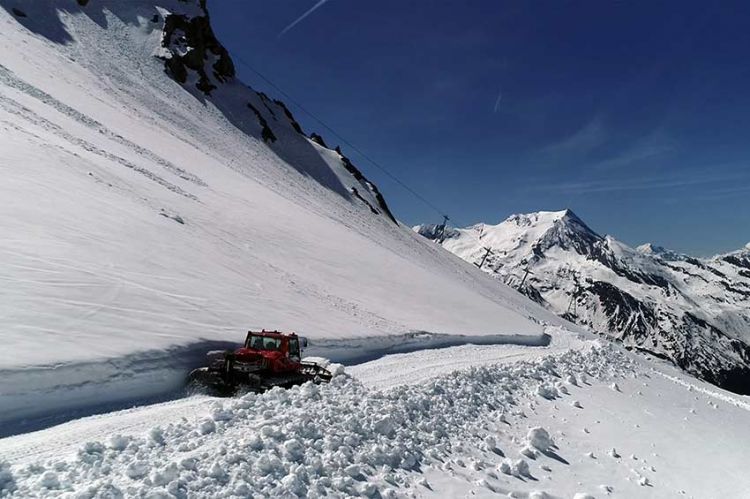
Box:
[232,54,452,221]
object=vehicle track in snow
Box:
[0,63,206,187]
[0,396,215,465]
[0,335,584,464]
[350,346,534,390]
[0,329,566,439]
[0,91,198,200]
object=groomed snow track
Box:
[0,331,552,438]
[0,340,236,438]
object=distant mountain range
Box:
[416,210,750,394]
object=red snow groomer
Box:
[188,330,333,395]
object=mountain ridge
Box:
[416,210,750,394]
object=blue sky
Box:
[210,1,750,255]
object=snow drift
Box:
[3,341,750,498]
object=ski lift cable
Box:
[232,54,454,223]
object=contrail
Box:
[278,0,331,38]
[493,88,503,113]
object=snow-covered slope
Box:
[416,210,750,394]
[2,341,750,498]
[3,3,750,496]
[0,0,573,428]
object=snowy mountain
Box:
[0,0,570,429]
[3,2,750,497]
[635,243,687,262]
[416,210,750,394]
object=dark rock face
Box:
[369,187,398,225]
[350,187,379,215]
[518,284,546,305]
[591,246,671,289]
[532,210,602,257]
[415,224,459,241]
[11,7,26,17]
[581,280,750,392]
[588,281,657,339]
[580,271,750,395]
[671,313,750,394]
[160,4,235,95]
[337,150,398,224]
[273,99,304,134]
[723,254,750,270]
[309,133,328,148]
[256,93,278,120]
[152,1,398,225]
[246,103,277,143]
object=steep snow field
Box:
[2,342,749,498]
[0,0,565,428]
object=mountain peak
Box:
[557,208,591,228]
[560,207,578,218]
[507,209,597,238]
[421,209,750,396]
[442,209,603,261]
[636,243,686,262]
[504,209,579,228]
[637,243,666,255]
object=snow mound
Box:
[2,347,633,497]
[535,385,559,400]
[526,427,553,452]
[500,458,530,478]
[528,490,552,499]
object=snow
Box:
[416,208,750,394]
[1,2,750,497]
[0,0,568,429]
[3,342,750,497]
[526,427,553,452]
[536,384,560,400]
[635,242,687,261]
